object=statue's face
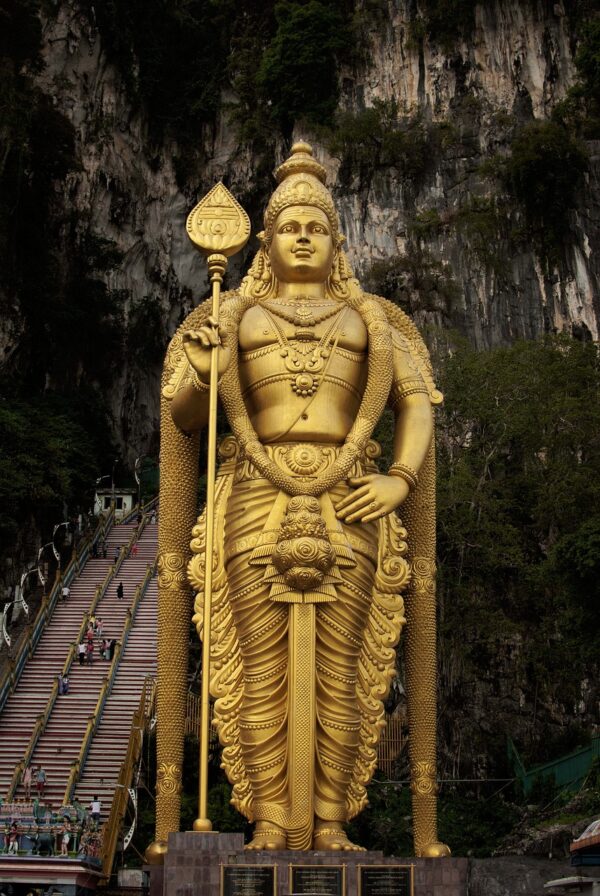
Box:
[269,206,334,285]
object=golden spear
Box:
[186,183,250,831]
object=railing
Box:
[62,563,155,807]
[377,714,407,778]
[121,496,158,526]
[6,678,60,800]
[5,529,125,799]
[185,691,202,737]
[81,516,140,628]
[7,634,75,797]
[100,675,156,879]
[508,735,600,796]
[0,510,115,715]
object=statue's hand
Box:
[182,317,231,384]
[335,474,410,524]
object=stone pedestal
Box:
[145,832,469,895]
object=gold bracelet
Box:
[190,370,210,393]
[388,462,419,490]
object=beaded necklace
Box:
[263,298,344,330]
[261,307,346,397]
[217,292,394,497]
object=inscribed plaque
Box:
[221,864,276,896]
[358,864,413,896]
[290,863,344,895]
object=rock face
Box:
[328,1,599,348]
[9,0,596,461]
[469,856,591,896]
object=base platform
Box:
[146,832,468,895]
[0,854,102,894]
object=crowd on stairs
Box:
[0,512,158,859]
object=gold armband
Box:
[388,462,419,490]
[389,378,429,410]
[190,370,210,393]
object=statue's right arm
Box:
[171,384,210,433]
[170,318,232,433]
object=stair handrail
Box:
[105,519,148,589]
[121,495,158,525]
[4,527,124,800]
[100,675,156,878]
[62,563,155,806]
[6,679,60,800]
[0,510,115,714]
[6,638,84,800]
[62,665,118,809]
[83,533,130,626]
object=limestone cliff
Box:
[6,0,595,461]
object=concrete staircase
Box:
[75,580,157,820]
[0,519,157,821]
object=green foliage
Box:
[257,1,354,132]
[346,780,413,855]
[327,100,453,187]
[364,246,460,320]
[436,337,600,762]
[80,0,234,145]
[574,16,600,105]
[346,779,519,857]
[412,198,510,272]
[409,0,478,49]
[0,11,125,389]
[0,0,43,73]
[553,15,600,138]
[492,120,588,255]
[0,9,125,561]
[0,390,115,551]
[438,791,520,857]
[83,0,365,145]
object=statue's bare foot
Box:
[420,841,451,858]
[313,825,365,851]
[245,822,286,851]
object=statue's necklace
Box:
[261,306,346,397]
[218,291,394,498]
[263,298,343,331]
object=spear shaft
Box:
[185,183,250,833]
[193,253,226,832]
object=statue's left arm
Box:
[336,326,432,523]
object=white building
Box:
[93,487,137,520]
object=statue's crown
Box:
[263,142,340,241]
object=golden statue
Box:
[146,143,450,861]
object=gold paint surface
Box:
[186,182,250,257]
[153,143,449,856]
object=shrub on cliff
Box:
[257,1,353,132]
[496,120,588,254]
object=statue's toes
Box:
[420,841,451,858]
[245,829,286,851]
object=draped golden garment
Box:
[190,439,409,849]
[226,473,377,824]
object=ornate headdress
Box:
[241,142,357,301]
[262,142,341,244]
